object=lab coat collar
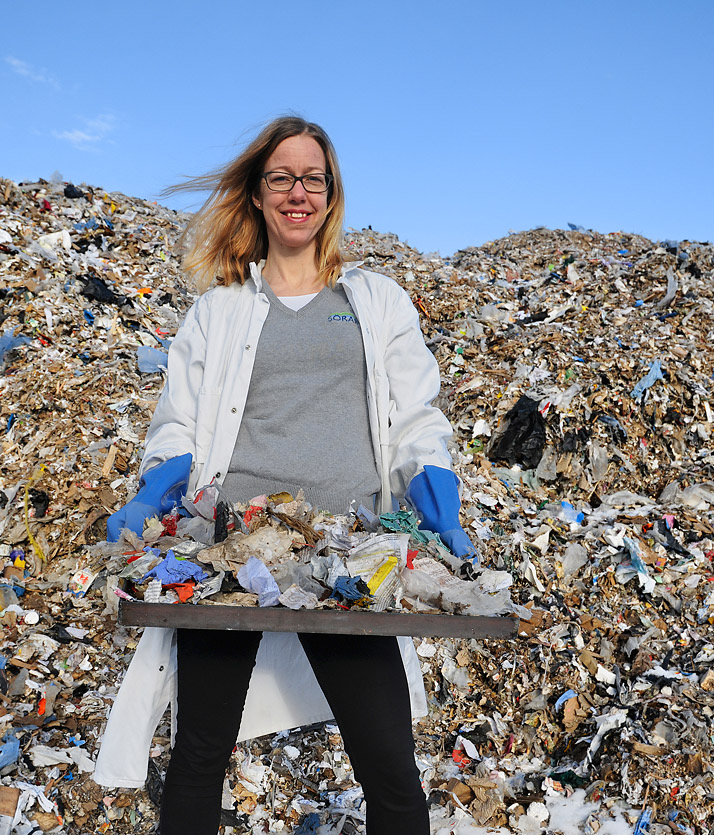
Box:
[337,260,364,282]
[248,260,266,293]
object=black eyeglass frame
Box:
[260,171,334,193]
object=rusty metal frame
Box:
[119,600,518,639]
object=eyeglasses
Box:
[261,171,333,193]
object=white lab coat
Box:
[93,262,454,788]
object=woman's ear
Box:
[252,194,262,210]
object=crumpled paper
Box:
[198,526,298,573]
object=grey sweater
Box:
[222,282,380,513]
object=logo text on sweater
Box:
[328,312,358,324]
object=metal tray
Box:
[118,599,518,639]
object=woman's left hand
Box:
[439,526,479,562]
[406,465,479,564]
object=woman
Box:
[95,117,476,834]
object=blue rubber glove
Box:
[106,453,192,542]
[406,465,478,561]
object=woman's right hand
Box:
[106,453,192,542]
[107,500,164,542]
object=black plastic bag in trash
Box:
[28,488,49,518]
[146,759,164,808]
[215,501,230,543]
[79,275,128,306]
[63,183,85,199]
[488,395,546,469]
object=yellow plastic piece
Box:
[24,464,47,562]
[366,556,397,595]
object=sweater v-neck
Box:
[261,280,326,317]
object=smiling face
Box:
[253,134,330,259]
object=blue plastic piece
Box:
[140,550,208,585]
[106,453,192,542]
[406,466,478,561]
[137,345,168,374]
[0,731,20,768]
[560,501,585,525]
[0,327,31,363]
[634,808,652,835]
[597,414,628,440]
[295,813,321,835]
[294,813,321,835]
[554,689,578,711]
[624,538,654,589]
[330,576,371,602]
[631,360,664,402]
[74,218,99,232]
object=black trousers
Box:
[159,629,429,835]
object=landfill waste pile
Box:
[0,173,713,833]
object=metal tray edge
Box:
[118,600,519,639]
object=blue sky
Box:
[3,0,712,254]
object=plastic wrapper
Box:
[237,557,280,607]
[345,533,409,611]
[403,558,530,619]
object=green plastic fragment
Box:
[378,510,445,548]
[549,770,588,789]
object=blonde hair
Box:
[164,117,345,292]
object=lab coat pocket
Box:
[388,398,397,429]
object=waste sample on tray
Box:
[0,175,713,831]
[104,488,528,620]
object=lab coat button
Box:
[245,344,251,350]
[231,407,237,413]
[215,472,221,478]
